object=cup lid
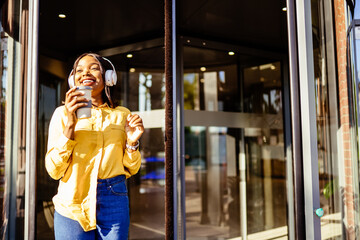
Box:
[76,86,92,90]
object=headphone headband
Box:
[102,57,116,72]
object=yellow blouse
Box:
[45,104,141,231]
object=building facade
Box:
[0,0,360,239]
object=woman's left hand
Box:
[125,114,144,146]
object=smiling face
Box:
[74,55,105,100]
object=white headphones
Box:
[68,56,117,88]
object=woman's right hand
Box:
[64,86,89,126]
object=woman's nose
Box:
[82,68,90,76]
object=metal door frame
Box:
[24,0,39,239]
[290,0,322,239]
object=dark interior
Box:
[39,0,288,67]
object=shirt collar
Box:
[92,102,109,109]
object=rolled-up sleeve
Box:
[123,149,141,177]
[45,107,77,180]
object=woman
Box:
[45,53,144,240]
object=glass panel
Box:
[36,72,61,239]
[355,25,360,87]
[0,0,28,238]
[183,49,241,113]
[116,67,166,239]
[311,0,344,238]
[36,49,166,239]
[0,22,9,235]
[243,62,282,114]
[356,4,360,19]
[184,45,288,239]
[37,0,166,238]
[110,51,166,239]
[128,127,166,240]
[345,15,360,240]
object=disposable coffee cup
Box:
[76,86,92,118]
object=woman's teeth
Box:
[83,80,94,84]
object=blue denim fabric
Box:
[96,175,130,239]
[54,211,95,240]
[54,175,130,240]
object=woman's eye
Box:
[76,69,83,73]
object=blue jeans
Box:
[54,175,130,240]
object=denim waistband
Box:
[97,175,126,185]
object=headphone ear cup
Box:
[111,70,117,86]
[105,70,117,86]
[68,74,75,88]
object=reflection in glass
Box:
[183,63,240,112]
[139,73,153,111]
[183,46,288,239]
[356,27,360,88]
[36,73,61,239]
[243,62,282,114]
[121,71,165,112]
[185,125,287,239]
[0,26,8,233]
[128,126,165,239]
[121,70,166,239]
[311,0,343,238]
[1,0,28,236]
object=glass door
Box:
[101,47,167,240]
[35,45,167,240]
[36,0,165,238]
[182,44,289,239]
